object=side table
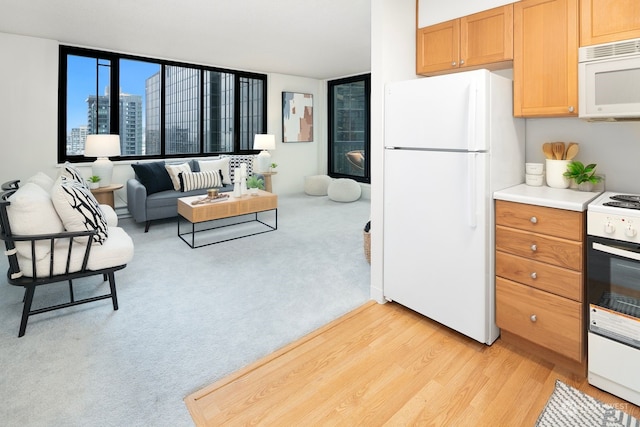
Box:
[90,184,123,208]
[259,171,277,193]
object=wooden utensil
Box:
[542,143,554,159]
[565,142,579,160]
[553,142,566,160]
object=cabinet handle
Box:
[530,216,537,224]
[451,61,457,67]
[530,314,537,322]
[568,106,575,113]
[460,59,465,65]
[530,244,537,252]
[530,272,537,279]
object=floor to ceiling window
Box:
[58,46,267,163]
[328,74,370,183]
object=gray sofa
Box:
[127,156,257,232]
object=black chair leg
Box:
[144,220,151,233]
[108,272,119,310]
[19,285,36,337]
[68,280,74,303]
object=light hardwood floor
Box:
[185,301,640,426]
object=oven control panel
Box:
[587,211,640,243]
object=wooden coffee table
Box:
[177,190,278,248]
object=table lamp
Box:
[253,134,276,173]
[84,134,121,187]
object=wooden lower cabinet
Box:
[496,277,583,362]
[495,251,582,301]
[495,200,586,376]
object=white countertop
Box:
[493,184,602,212]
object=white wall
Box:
[370,0,417,302]
[418,0,519,27]
[266,74,327,195]
[0,33,59,183]
[0,31,331,206]
[526,118,640,193]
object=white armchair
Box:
[0,168,134,337]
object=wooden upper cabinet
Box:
[417,19,460,74]
[416,4,513,76]
[513,0,579,117]
[580,0,640,46]
[461,5,514,68]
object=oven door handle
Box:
[593,242,640,261]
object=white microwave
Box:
[579,38,640,120]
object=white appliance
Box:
[579,38,640,120]
[383,69,524,345]
[586,192,640,406]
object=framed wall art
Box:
[282,92,313,142]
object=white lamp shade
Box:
[253,134,275,173]
[84,134,121,158]
[253,134,276,150]
[84,134,121,187]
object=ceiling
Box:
[0,0,371,80]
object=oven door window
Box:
[587,237,640,349]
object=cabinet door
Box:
[496,277,583,362]
[580,0,640,46]
[416,19,459,74]
[513,0,579,117]
[460,5,513,68]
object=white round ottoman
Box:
[328,178,361,202]
[304,175,333,196]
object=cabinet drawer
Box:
[496,225,583,271]
[495,200,584,241]
[496,251,582,301]
[496,277,583,362]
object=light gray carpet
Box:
[536,380,640,427]
[0,194,371,426]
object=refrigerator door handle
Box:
[467,153,477,228]
[466,81,477,151]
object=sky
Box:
[66,55,160,132]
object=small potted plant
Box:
[87,175,101,189]
[563,161,602,191]
[270,162,278,172]
[246,175,264,195]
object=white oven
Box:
[579,38,640,120]
[587,192,640,405]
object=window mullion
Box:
[160,64,166,157]
[110,57,119,136]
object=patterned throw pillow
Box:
[179,170,223,192]
[165,163,192,191]
[226,155,255,183]
[51,178,109,245]
[60,162,88,188]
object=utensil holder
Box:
[546,159,570,189]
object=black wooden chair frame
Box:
[0,181,126,337]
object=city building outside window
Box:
[58,46,267,163]
[327,74,370,183]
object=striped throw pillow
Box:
[179,170,222,192]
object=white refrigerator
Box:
[383,69,524,345]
